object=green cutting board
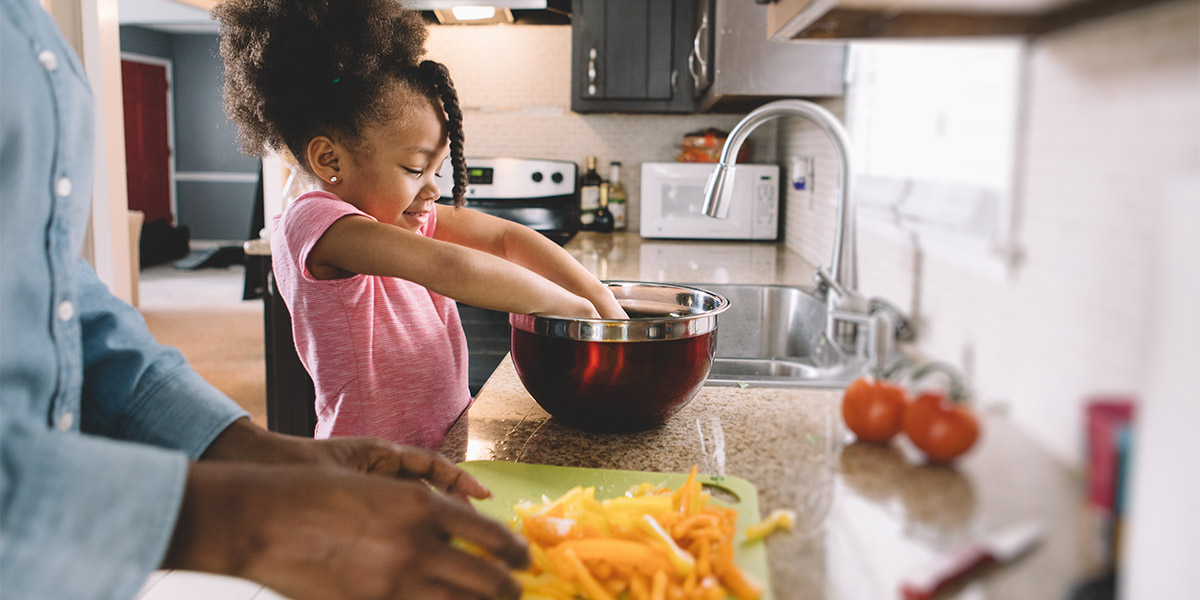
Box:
[458,461,773,600]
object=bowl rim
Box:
[509,281,730,342]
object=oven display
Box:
[467,167,493,185]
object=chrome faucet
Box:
[701,99,858,296]
[703,99,892,363]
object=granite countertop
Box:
[440,231,1092,599]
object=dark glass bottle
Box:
[579,156,603,230]
[593,182,615,233]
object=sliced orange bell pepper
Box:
[650,570,668,600]
[714,560,764,600]
[524,515,582,547]
[554,538,672,577]
[562,546,615,600]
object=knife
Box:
[900,521,1045,600]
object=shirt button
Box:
[56,177,73,198]
[38,49,58,72]
[57,411,75,431]
[57,300,75,321]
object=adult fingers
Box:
[385,445,492,501]
[434,498,530,570]
[422,546,523,600]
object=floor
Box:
[136,263,281,599]
[138,263,267,424]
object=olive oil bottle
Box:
[607,161,627,231]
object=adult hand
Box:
[310,436,491,503]
[165,462,529,600]
[202,418,491,502]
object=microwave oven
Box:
[640,162,779,240]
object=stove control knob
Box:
[531,171,544,182]
[551,172,564,184]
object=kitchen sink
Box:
[674,283,868,389]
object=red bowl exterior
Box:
[510,328,717,432]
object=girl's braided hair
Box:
[213,0,468,205]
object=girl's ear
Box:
[307,136,342,185]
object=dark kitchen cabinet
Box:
[570,0,697,113]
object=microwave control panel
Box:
[753,178,778,232]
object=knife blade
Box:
[900,521,1045,600]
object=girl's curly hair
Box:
[213,0,468,205]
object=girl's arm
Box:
[307,214,601,318]
[433,205,629,319]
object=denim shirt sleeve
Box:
[76,258,248,453]
[0,0,248,598]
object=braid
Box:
[420,60,468,207]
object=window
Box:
[845,39,1025,252]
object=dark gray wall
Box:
[119,27,257,241]
[175,180,255,241]
[169,34,256,174]
[119,25,170,58]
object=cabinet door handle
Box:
[688,50,699,86]
[587,47,598,96]
[688,13,709,87]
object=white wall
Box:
[780,0,1200,464]
[45,0,135,304]
[424,25,776,231]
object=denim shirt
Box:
[0,1,248,597]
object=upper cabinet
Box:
[766,0,1178,40]
[570,0,697,113]
[694,0,845,113]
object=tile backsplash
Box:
[425,25,776,232]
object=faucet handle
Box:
[813,266,847,298]
[869,297,915,342]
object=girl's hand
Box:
[166,462,528,600]
[540,293,602,319]
[589,285,629,320]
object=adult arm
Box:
[0,415,196,599]
[0,260,250,599]
[75,258,248,455]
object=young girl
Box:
[215,0,626,448]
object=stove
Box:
[437,157,581,394]
[437,157,579,245]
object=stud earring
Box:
[329,175,339,184]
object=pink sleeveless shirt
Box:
[270,191,470,448]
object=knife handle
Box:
[900,545,996,600]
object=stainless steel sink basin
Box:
[675,283,868,388]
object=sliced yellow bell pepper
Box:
[636,514,695,578]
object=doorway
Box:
[120,54,175,225]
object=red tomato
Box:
[903,392,981,462]
[841,377,909,443]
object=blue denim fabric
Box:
[1,0,248,597]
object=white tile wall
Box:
[778,0,1200,464]
[425,25,777,231]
